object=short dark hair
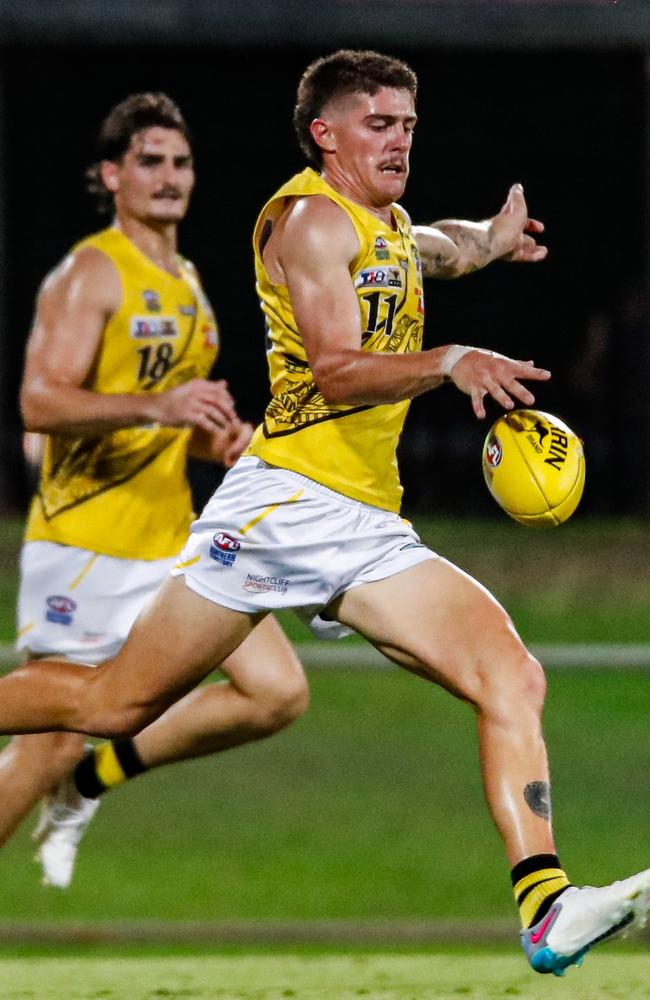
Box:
[86,92,191,212]
[294,49,418,167]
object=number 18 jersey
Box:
[25,227,219,560]
[246,168,425,513]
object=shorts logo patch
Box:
[209,531,241,567]
[81,631,107,645]
[242,574,290,595]
[399,542,425,551]
[45,595,77,625]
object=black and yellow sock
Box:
[74,738,148,799]
[512,853,572,929]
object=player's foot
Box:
[521,868,650,976]
[32,777,100,888]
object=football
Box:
[482,409,585,527]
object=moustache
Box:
[153,187,183,200]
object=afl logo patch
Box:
[45,594,77,625]
[209,531,241,567]
[142,289,162,312]
[485,435,503,469]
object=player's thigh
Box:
[220,614,308,703]
[91,576,259,712]
[331,558,532,704]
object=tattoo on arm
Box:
[524,781,552,820]
[422,251,456,277]
[453,226,494,271]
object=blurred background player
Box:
[0,92,307,888]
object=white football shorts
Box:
[172,456,438,639]
[17,541,175,664]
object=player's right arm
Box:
[275,197,550,419]
[21,247,237,437]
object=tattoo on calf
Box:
[524,781,552,820]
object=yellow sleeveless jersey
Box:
[25,227,220,560]
[246,168,424,512]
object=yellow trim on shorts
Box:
[238,488,304,536]
[68,553,100,591]
[17,622,35,638]
[174,555,201,570]
[95,743,127,788]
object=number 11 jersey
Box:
[246,168,424,514]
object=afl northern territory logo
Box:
[45,595,77,625]
[485,435,503,468]
[209,531,241,567]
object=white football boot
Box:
[522,867,650,976]
[33,777,100,888]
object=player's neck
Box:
[114,216,181,277]
[320,167,395,228]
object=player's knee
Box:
[520,653,547,713]
[480,648,546,721]
[253,674,310,735]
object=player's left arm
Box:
[413,183,547,279]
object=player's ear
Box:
[100,160,120,194]
[309,118,336,156]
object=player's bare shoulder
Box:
[278,195,359,269]
[38,244,121,319]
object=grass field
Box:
[0,515,649,926]
[1,666,649,923]
[1,515,650,995]
[0,947,649,999]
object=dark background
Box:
[1,31,647,515]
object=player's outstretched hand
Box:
[494,184,548,264]
[450,349,551,420]
[156,378,237,432]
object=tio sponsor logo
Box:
[485,435,503,468]
[45,595,77,626]
[209,531,241,567]
[130,317,178,339]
